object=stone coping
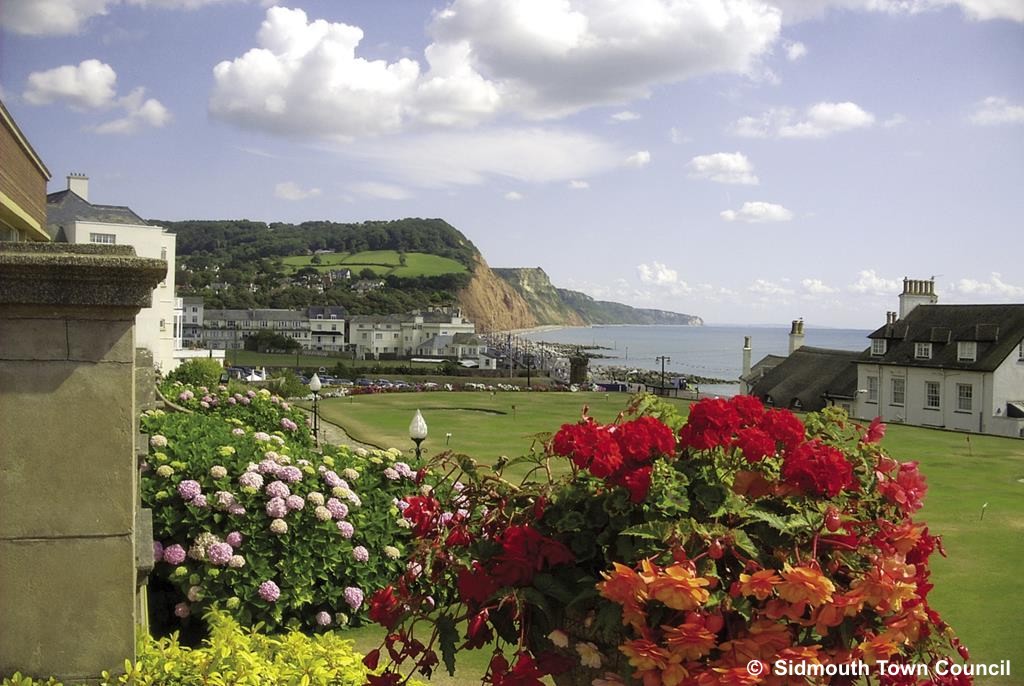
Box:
[0,241,167,308]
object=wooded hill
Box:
[161,218,701,331]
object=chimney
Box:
[67,173,89,201]
[898,277,938,319]
[742,336,752,379]
[788,319,805,355]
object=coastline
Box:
[491,324,575,336]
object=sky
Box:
[1,0,1022,328]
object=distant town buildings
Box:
[746,278,1024,438]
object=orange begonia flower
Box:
[621,639,671,671]
[738,570,782,601]
[649,563,711,611]
[858,633,900,665]
[776,564,835,607]
[598,562,649,629]
[663,618,718,661]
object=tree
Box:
[244,330,301,353]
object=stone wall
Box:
[0,243,165,683]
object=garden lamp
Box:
[309,373,322,447]
[409,409,428,459]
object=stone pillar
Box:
[569,349,589,385]
[0,243,165,683]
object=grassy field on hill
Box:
[281,250,468,278]
[318,392,1024,684]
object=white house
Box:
[308,306,347,352]
[852,279,1024,438]
[47,175,182,372]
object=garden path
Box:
[296,408,379,451]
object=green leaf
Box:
[436,615,459,677]
[533,573,575,604]
[730,529,759,558]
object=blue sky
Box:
[2,0,1022,327]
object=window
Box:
[89,232,116,244]
[160,247,167,260]
[925,382,941,409]
[375,333,383,340]
[891,377,905,406]
[957,341,977,362]
[957,383,973,412]
[191,316,197,323]
[915,342,932,360]
[330,314,337,320]
[159,318,167,332]
[867,375,879,402]
[1019,341,1023,361]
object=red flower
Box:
[402,495,440,537]
[730,394,765,427]
[369,586,404,629]
[781,439,855,497]
[485,654,510,685]
[759,408,805,451]
[491,525,574,587]
[733,427,775,463]
[614,416,676,463]
[458,562,499,605]
[499,653,547,686]
[366,673,401,686]
[552,421,623,477]
[464,609,492,649]
[362,648,381,670]
[862,416,887,444]
[616,464,653,503]
[878,460,927,514]
[445,525,473,547]
[679,398,741,450]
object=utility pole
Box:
[655,355,670,397]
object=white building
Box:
[852,279,1024,438]
[47,174,183,372]
[308,306,347,352]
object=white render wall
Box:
[64,220,178,372]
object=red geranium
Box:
[614,415,677,463]
[402,495,441,537]
[733,426,776,463]
[781,439,855,497]
[552,420,623,477]
[678,398,741,450]
[760,408,806,451]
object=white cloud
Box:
[784,40,807,60]
[637,261,679,286]
[24,59,117,109]
[347,182,412,200]
[770,0,1024,24]
[801,278,838,294]
[0,0,112,36]
[93,87,171,134]
[504,191,524,201]
[346,127,624,188]
[848,269,900,296]
[428,0,782,119]
[732,101,875,138]
[748,279,794,296]
[625,150,651,168]
[669,127,690,144]
[688,152,758,185]
[568,179,590,189]
[883,113,908,128]
[274,181,322,201]
[721,201,793,222]
[610,110,641,122]
[951,273,1024,297]
[969,96,1024,126]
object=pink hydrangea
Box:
[174,602,191,618]
[226,531,243,548]
[153,541,164,561]
[326,498,348,520]
[394,462,414,478]
[163,544,186,565]
[253,431,270,442]
[239,472,264,490]
[231,427,245,436]
[258,580,281,602]
[280,417,298,432]
[266,497,288,519]
[285,495,305,511]
[383,467,401,481]
[177,480,202,501]
[337,521,354,539]
[240,397,251,405]
[322,470,343,488]
[207,542,234,566]
[258,459,280,476]
[192,493,208,508]
[343,586,364,610]
[265,480,290,499]
[247,390,257,398]
[316,611,332,627]
[227,397,237,405]
[227,503,245,516]
[278,466,303,483]
[214,491,236,510]
[352,546,369,562]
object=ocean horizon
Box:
[521,324,872,397]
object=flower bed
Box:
[142,384,422,632]
[365,394,971,686]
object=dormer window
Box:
[957,341,977,362]
[871,339,887,356]
[915,342,932,360]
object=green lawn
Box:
[280,250,467,278]
[318,393,1024,684]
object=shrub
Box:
[165,358,224,388]
[2,611,394,686]
[141,383,421,633]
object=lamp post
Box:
[309,373,322,447]
[409,409,428,459]
[655,355,670,397]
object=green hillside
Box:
[282,251,468,278]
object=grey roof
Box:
[308,305,348,318]
[349,314,408,325]
[740,354,786,385]
[204,308,308,322]
[750,346,865,411]
[866,304,1024,372]
[46,189,149,240]
[453,332,483,345]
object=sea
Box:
[521,324,872,397]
